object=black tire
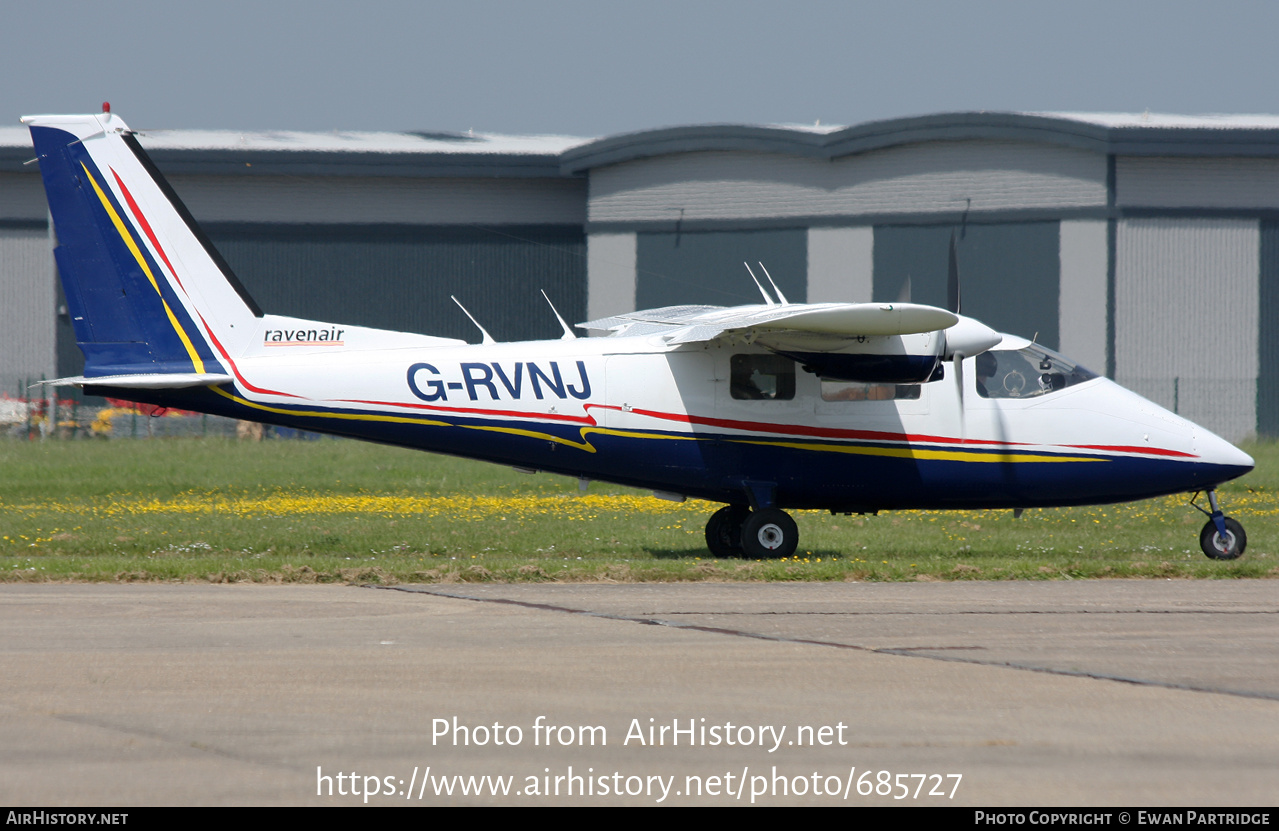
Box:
[705,505,749,558]
[740,508,799,559]
[1200,516,1246,560]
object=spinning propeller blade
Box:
[947,231,961,315]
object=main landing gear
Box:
[1192,490,1247,561]
[705,505,799,559]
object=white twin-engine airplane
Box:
[24,110,1256,560]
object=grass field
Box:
[1,437,1275,583]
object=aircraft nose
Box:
[1197,430,1255,481]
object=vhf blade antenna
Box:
[757,262,790,305]
[451,295,496,344]
[541,289,577,340]
[743,262,776,306]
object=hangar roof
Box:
[6,112,1279,179]
[0,125,590,178]
[559,112,1279,173]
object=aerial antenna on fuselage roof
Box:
[757,262,790,305]
[743,262,776,306]
[541,289,577,340]
[451,296,496,344]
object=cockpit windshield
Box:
[973,345,1098,399]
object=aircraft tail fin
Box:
[24,111,260,381]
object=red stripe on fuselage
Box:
[601,405,1027,447]
[589,405,1199,459]
[1064,443,1196,458]
[199,322,302,399]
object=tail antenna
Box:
[451,296,496,344]
[757,262,790,305]
[541,289,577,340]
[743,262,776,306]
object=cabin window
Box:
[820,381,922,402]
[730,354,795,400]
[975,345,1098,399]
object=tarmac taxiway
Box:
[1,580,1276,805]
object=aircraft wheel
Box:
[1200,516,1246,560]
[741,508,799,559]
[705,505,749,558]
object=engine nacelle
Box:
[759,315,1000,383]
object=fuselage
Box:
[104,332,1255,513]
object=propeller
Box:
[948,230,964,437]
[947,230,961,315]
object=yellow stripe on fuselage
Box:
[469,423,596,452]
[734,438,1103,464]
[212,386,450,427]
[469,424,704,453]
[80,162,205,374]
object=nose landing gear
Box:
[1192,490,1247,560]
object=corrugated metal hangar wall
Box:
[2,113,1278,441]
[568,115,1279,443]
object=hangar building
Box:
[2,112,1277,441]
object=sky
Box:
[4,0,1279,138]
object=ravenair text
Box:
[408,361,592,403]
[264,327,345,346]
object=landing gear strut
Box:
[1193,490,1247,560]
[704,505,799,559]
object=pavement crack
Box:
[45,713,306,772]
[375,584,1279,703]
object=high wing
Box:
[583,301,956,341]
[582,301,1002,383]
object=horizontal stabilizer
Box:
[45,373,234,389]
